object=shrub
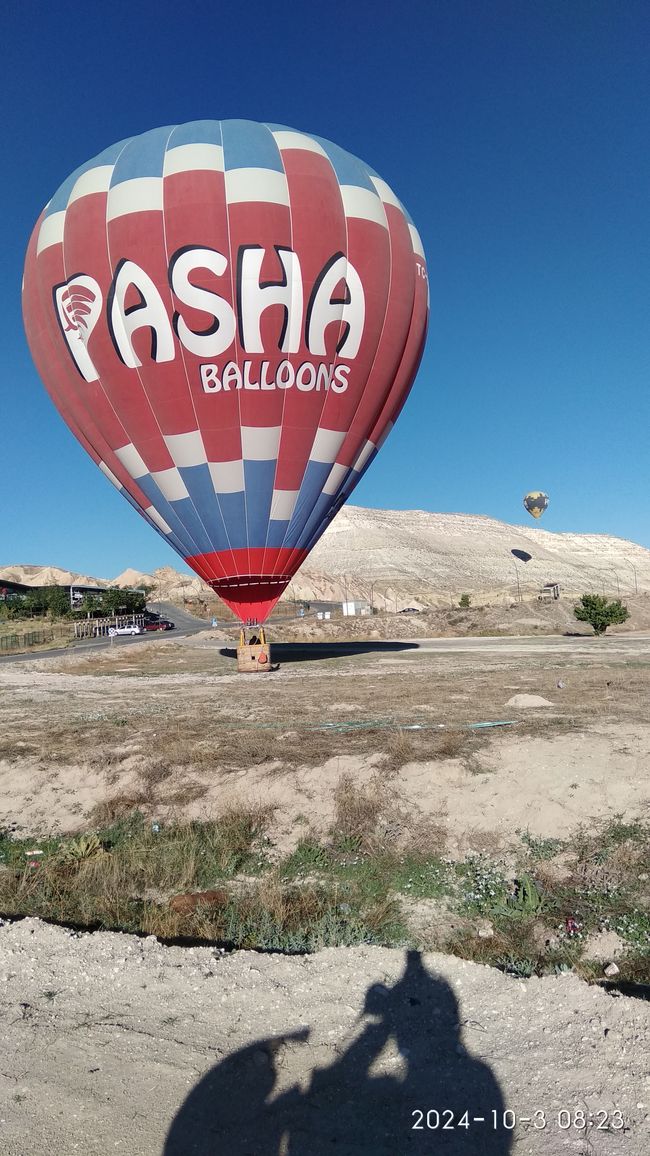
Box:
[574,594,630,636]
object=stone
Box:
[582,930,625,962]
[505,694,554,708]
[169,889,229,915]
[603,962,620,978]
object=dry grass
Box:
[332,773,387,846]
[87,793,150,827]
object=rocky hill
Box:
[288,507,650,607]
[2,507,649,608]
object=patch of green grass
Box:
[494,953,535,978]
[384,855,450,899]
[518,830,565,860]
[607,910,650,954]
[279,839,332,879]
[575,815,649,864]
[457,853,509,916]
[217,883,407,952]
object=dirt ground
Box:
[0,917,648,1156]
[1,631,649,855]
[0,632,649,1153]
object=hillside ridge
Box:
[2,506,649,606]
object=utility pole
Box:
[626,559,638,594]
[511,560,521,603]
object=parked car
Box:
[398,607,420,614]
[143,619,174,631]
[108,624,143,636]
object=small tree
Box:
[459,593,471,608]
[574,594,630,636]
[44,585,71,619]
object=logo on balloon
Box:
[54,276,103,382]
[53,246,365,395]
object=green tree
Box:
[43,586,71,619]
[574,594,630,636]
[459,593,471,608]
[97,587,147,616]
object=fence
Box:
[1,628,55,653]
[74,614,146,639]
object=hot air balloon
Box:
[523,492,549,520]
[23,120,428,624]
[511,549,532,563]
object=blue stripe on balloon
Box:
[312,135,375,190]
[135,475,204,558]
[293,491,337,554]
[295,476,352,552]
[265,519,291,549]
[119,486,185,555]
[179,464,231,554]
[217,491,248,551]
[45,140,132,216]
[284,461,334,548]
[243,460,276,546]
[109,126,175,185]
[166,498,214,555]
[221,120,284,172]
[167,120,223,148]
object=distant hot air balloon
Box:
[511,549,532,563]
[523,492,549,520]
[23,120,428,623]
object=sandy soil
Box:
[0,633,648,1153]
[0,633,649,853]
[0,917,647,1156]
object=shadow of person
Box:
[164,950,512,1155]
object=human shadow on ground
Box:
[219,640,419,663]
[164,949,512,1155]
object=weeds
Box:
[331,773,388,849]
[519,831,565,860]
[0,810,648,978]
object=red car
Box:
[143,619,175,631]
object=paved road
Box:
[3,611,650,668]
[409,631,650,655]
[221,631,650,665]
[0,601,210,665]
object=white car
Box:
[108,624,143,637]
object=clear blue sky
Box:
[2,0,649,576]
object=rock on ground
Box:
[0,918,647,1155]
[505,694,555,708]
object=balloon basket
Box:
[237,627,273,674]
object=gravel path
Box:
[0,919,647,1155]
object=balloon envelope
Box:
[511,549,532,563]
[23,121,428,622]
[523,491,549,520]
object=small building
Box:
[0,580,32,600]
[342,600,370,617]
[538,582,561,602]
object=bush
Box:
[459,594,471,608]
[574,594,630,636]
